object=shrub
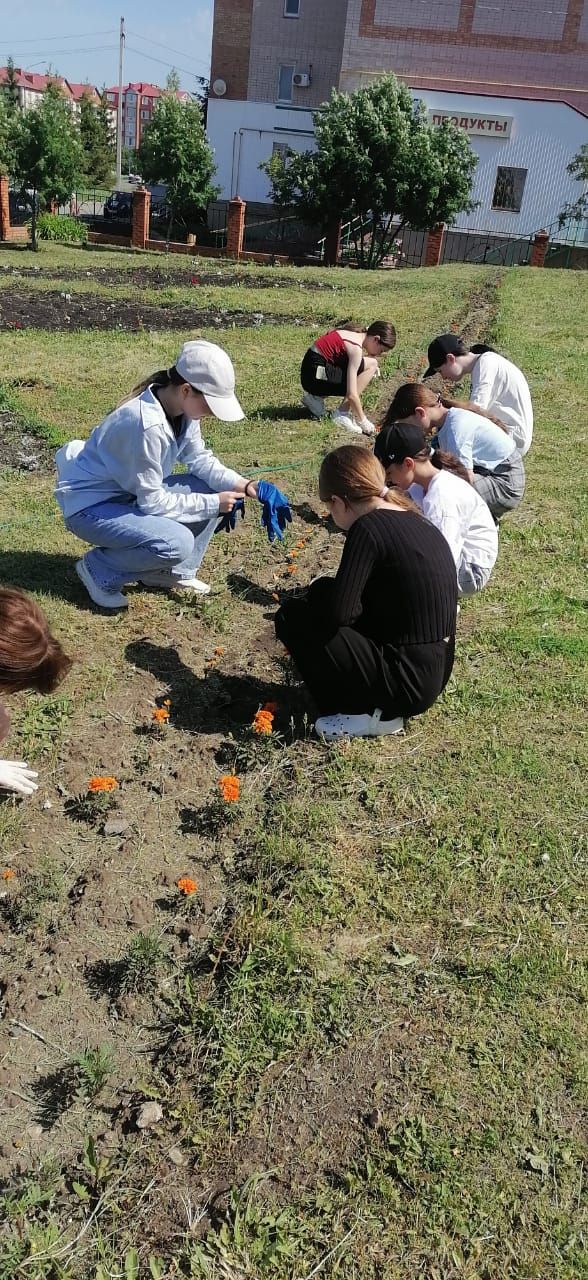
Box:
[36,212,88,244]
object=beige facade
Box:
[210,0,588,113]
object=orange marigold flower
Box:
[253,709,274,735]
[288,550,299,559]
[219,774,240,802]
[1,868,16,880]
[177,876,198,895]
[214,646,225,656]
[295,540,306,549]
[286,565,297,575]
[88,776,118,793]
[152,707,170,723]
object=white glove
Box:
[0,760,39,796]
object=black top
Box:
[310,508,457,645]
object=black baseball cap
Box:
[374,423,428,466]
[424,333,464,379]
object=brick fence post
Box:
[424,223,445,267]
[530,228,549,267]
[132,187,151,250]
[324,218,342,267]
[0,174,11,241]
[226,197,246,259]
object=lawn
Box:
[0,244,586,1280]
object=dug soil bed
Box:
[0,264,337,292]
[0,289,305,332]
[0,407,55,472]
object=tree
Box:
[0,96,16,176]
[165,69,181,94]
[11,81,84,248]
[79,90,114,186]
[2,57,20,116]
[559,144,588,227]
[138,93,218,242]
[261,74,478,268]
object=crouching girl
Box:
[0,587,72,796]
[55,340,289,611]
[374,422,498,595]
[274,445,457,741]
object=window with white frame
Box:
[284,0,300,15]
[491,167,528,213]
[277,64,295,102]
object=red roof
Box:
[0,66,74,98]
[67,82,100,102]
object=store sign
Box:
[428,110,513,137]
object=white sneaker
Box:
[302,391,326,418]
[76,557,128,610]
[356,416,376,436]
[140,572,211,595]
[315,708,404,741]
[331,408,362,434]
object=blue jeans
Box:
[64,476,219,590]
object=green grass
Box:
[0,244,586,1279]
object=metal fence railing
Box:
[441,227,532,266]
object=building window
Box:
[277,64,295,103]
[272,141,290,163]
[284,0,300,14]
[141,110,150,119]
[492,167,528,213]
[107,92,115,101]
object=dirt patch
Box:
[0,407,54,472]
[0,288,308,333]
[0,264,337,292]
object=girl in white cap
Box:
[55,340,289,610]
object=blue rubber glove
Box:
[257,480,292,543]
[215,497,245,534]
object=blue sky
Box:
[0,0,214,94]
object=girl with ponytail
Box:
[300,320,396,436]
[423,333,533,455]
[374,423,498,595]
[384,383,525,519]
[274,444,458,742]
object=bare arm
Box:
[343,343,365,419]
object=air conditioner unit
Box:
[293,72,310,88]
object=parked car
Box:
[128,173,142,185]
[103,189,172,227]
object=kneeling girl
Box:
[275,445,457,741]
[374,422,498,595]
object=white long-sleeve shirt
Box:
[470,351,533,456]
[55,386,242,523]
[409,468,498,576]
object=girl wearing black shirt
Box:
[274,445,458,741]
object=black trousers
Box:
[275,595,455,719]
[300,348,364,398]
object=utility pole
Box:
[115,15,125,187]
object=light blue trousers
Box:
[64,475,219,590]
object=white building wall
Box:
[207,91,587,235]
[412,90,588,236]
[207,98,315,203]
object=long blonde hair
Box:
[319,444,419,513]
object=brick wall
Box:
[246,0,347,107]
[210,0,255,100]
[341,0,588,105]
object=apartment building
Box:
[207,0,588,235]
[103,82,192,151]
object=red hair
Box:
[0,588,72,694]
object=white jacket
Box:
[54,386,242,524]
[470,351,533,456]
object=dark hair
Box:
[383,383,510,433]
[119,364,188,406]
[430,449,472,484]
[319,444,417,512]
[366,321,396,350]
[470,342,495,355]
[0,588,72,695]
[334,321,397,351]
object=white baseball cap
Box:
[175,339,245,422]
